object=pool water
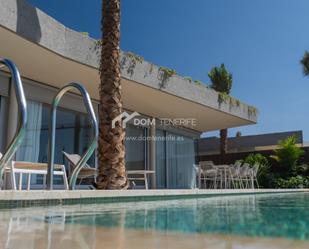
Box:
[1,192,309,249]
[61,192,309,240]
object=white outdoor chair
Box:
[239,163,251,189]
[62,151,97,185]
[227,161,242,189]
[198,161,220,189]
[249,163,260,189]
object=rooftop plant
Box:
[125,51,144,64]
[184,76,192,83]
[158,67,176,88]
[194,80,203,86]
[301,51,309,76]
[208,64,232,94]
[248,106,258,117]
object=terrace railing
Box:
[0,59,27,189]
[46,83,98,190]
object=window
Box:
[156,129,166,188]
[15,100,95,184]
[156,130,196,189]
[125,124,147,170]
[0,96,8,153]
[166,132,196,189]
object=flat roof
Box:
[199,130,303,155]
[0,0,258,132]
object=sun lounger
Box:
[62,151,97,185]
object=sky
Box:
[27,0,309,140]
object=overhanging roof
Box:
[0,0,258,132]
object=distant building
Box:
[198,131,306,164]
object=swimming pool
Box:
[1,192,309,249]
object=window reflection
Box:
[16,100,95,185]
[125,124,146,171]
[0,96,8,153]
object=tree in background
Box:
[208,64,233,158]
[301,51,309,76]
[97,0,128,189]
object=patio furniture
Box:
[7,161,68,190]
[62,152,97,185]
[213,164,232,189]
[127,170,155,190]
[249,163,260,189]
[227,161,243,189]
[197,161,220,189]
[239,163,251,188]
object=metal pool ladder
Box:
[46,83,99,190]
[0,58,27,189]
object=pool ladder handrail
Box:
[0,58,27,188]
[46,82,98,190]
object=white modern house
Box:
[0,0,257,189]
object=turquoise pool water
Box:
[52,192,309,240]
[1,192,309,243]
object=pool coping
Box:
[0,189,308,209]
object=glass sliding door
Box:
[165,132,196,189]
[15,100,96,186]
[155,130,196,189]
[125,124,147,170]
[37,104,96,166]
[16,101,43,163]
[36,105,77,165]
[78,115,95,166]
[156,129,166,189]
[0,96,8,153]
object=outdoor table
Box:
[127,170,155,190]
[4,161,68,190]
[214,165,231,189]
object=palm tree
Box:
[301,51,309,76]
[97,0,128,189]
[208,64,233,159]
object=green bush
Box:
[275,176,309,188]
[270,136,304,175]
[243,153,268,167]
[241,153,269,174]
[240,153,269,187]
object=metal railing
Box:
[46,82,98,190]
[0,59,27,188]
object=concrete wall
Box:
[199,130,303,155]
[0,0,258,124]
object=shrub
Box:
[275,176,309,189]
[241,153,269,187]
[270,136,304,176]
[243,153,268,167]
[242,153,269,174]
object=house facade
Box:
[0,0,257,189]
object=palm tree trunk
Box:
[220,129,228,163]
[97,0,128,189]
